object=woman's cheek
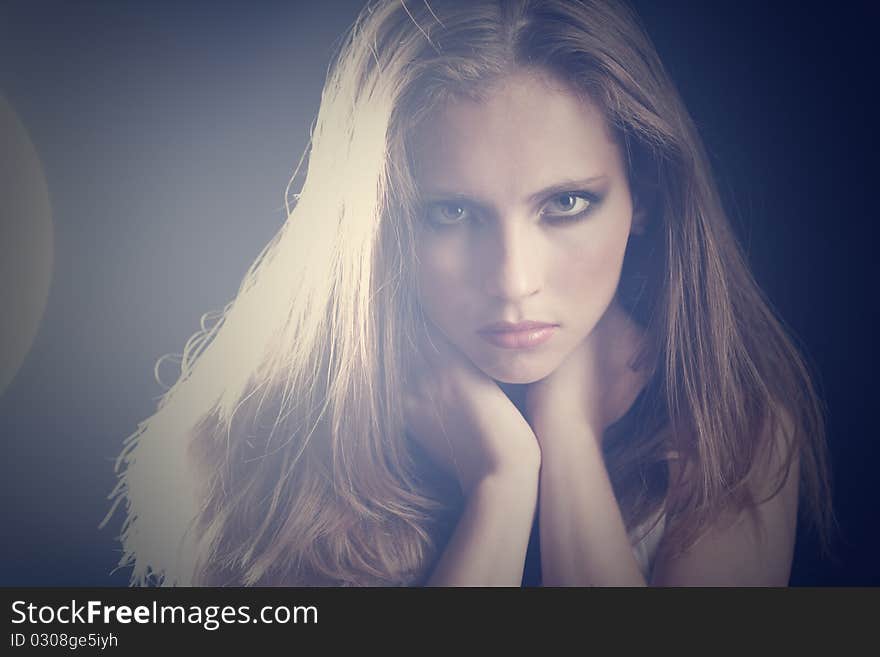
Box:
[555,226,628,300]
[416,242,468,323]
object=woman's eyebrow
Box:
[420,175,609,206]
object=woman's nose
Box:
[480,222,541,302]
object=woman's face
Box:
[410,68,642,384]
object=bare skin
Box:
[403,320,541,499]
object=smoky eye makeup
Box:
[421,189,603,228]
[539,191,602,223]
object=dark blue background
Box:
[0,0,876,585]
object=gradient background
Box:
[0,0,876,585]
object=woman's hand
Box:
[403,321,541,496]
[525,333,605,446]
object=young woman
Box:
[104,0,834,586]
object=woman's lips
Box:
[477,322,558,349]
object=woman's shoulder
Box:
[664,402,799,505]
[658,403,801,555]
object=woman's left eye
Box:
[540,192,597,222]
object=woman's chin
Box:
[462,341,564,384]
[476,359,556,385]
[491,372,543,385]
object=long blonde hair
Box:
[103,0,834,586]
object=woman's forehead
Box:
[409,70,621,196]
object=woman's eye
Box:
[424,192,597,227]
[425,202,471,226]
[541,193,595,221]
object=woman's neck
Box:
[592,298,653,429]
